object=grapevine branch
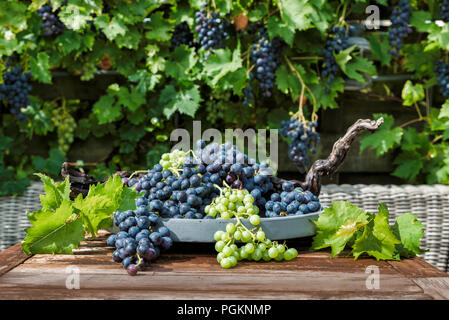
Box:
[271,117,384,196]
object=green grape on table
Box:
[159,149,193,171]
[210,184,299,269]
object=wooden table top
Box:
[1,233,448,300]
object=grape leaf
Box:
[368,34,392,66]
[22,200,84,255]
[159,84,201,118]
[94,14,128,41]
[165,45,198,80]
[74,194,115,236]
[144,12,173,41]
[311,201,371,257]
[352,203,401,261]
[116,86,146,112]
[439,100,449,119]
[128,69,161,93]
[360,114,403,157]
[278,0,314,31]
[93,94,122,124]
[401,81,425,106]
[29,52,52,84]
[392,212,426,258]
[33,173,71,211]
[202,48,242,85]
[266,16,295,47]
[392,155,423,181]
[55,31,83,55]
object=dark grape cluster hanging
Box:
[435,60,449,99]
[37,3,66,36]
[0,65,32,121]
[170,22,195,50]
[388,0,413,57]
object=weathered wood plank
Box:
[413,278,449,300]
[387,258,449,279]
[0,243,30,277]
[0,287,433,300]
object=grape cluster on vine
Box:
[280,118,320,173]
[249,28,283,98]
[322,25,352,94]
[388,0,413,57]
[106,203,173,276]
[37,3,66,36]
[441,0,449,22]
[170,22,195,50]
[434,60,449,99]
[194,2,230,59]
[51,109,76,155]
[0,65,32,121]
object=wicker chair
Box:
[1,182,449,272]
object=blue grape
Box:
[387,0,412,57]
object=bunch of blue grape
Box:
[265,181,322,218]
[434,60,449,98]
[106,199,173,276]
[37,3,66,36]
[388,0,412,57]
[170,22,195,50]
[280,118,320,174]
[194,2,229,59]
[322,25,352,94]
[441,0,449,23]
[242,85,254,107]
[250,28,283,98]
[0,66,32,121]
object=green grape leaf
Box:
[159,84,202,118]
[266,16,295,47]
[115,27,142,50]
[428,24,449,51]
[202,48,242,85]
[392,212,426,258]
[94,14,128,41]
[392,154,423,181]
[93,94,122,124]
[55,31,83,55]
[311,201,371,257]
[401,80,425,106]
[352,203,401,261]
[58,3,94,31]
[22,200,84,255]
[144,12,174,41]
[367,34,392,66]
[439,100,449,119]
[0,1,28,32]
[165,45,198,80]
[360,114,403,157]
[309,78,344,110]
[33,174,71,211]
[32,148,67,177]
[216,68,248,95]
[278,0,314,31]
[116,86,146,112]
[410,11,433,33]
[74,194,115,236]
[29,52,52,84]
[128,69,161,93]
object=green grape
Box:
[234,230,242,241]
[221,232,230,242]
[239,247,249,259]
[214,230,224,241]
[228,256,237,267]
[222,246,233,257]
[284,248,298,261]
[277,244,285,254]
[256,230,265,242]
[262,250,271,261]
[226,223,236,234]
[258,243,267,252]
[251,248,263,261]
[274,252,284,261]
[245,242,255,254]
[221,211,232,219]
[217,252,224,263]
[232,250,241,261]
[268,247,278,258]
[215,240,225,252]
[229,194,238,202]
[220,257,233,269]
[249,215,260,226]
[246,207,255,215]
[242,230,252,243]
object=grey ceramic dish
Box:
[157,211,321,242]
[109,211,321,243]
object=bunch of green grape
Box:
[52,109,76,155]
[159,149,189,171]
[209,186,298,268]
[205,188,259,219]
